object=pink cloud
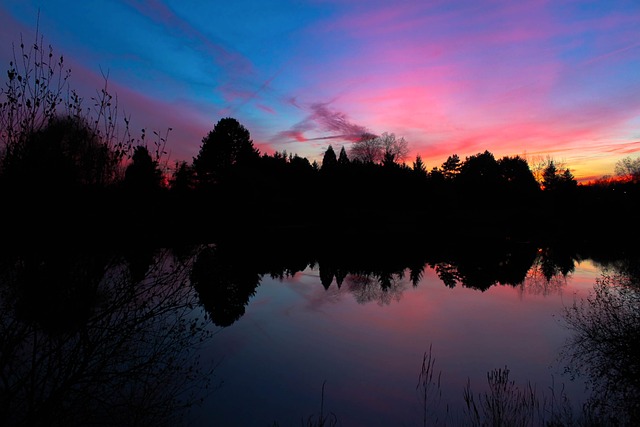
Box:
[6,0,637,183]
[297,5,639,176]
[273,102,373,145]
[278,130,309,143]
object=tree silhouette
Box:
[615,156,640,183]
[562,273,640,423]
[349,134,382,163]
[412,155,427,177]
[10,249,106,334]
[457,151,501,199]
[123,145,163,192]
[169,160,196,192]
[337,146,350,167]
[428,166,445,185]
[497,155,539,199]
[1,28,74,171]
[2,115,119,190]
[190,245,261,327]
[319,260,336,289]
[193,117,259,186]
[321,145,337,171]
[0,30,166,192]
[0,247,213,426]
[441,154,461,180]
[542,160,577,192]
[542,161,559,190]
[349,132,408,165]
[536,247,576,281]
[379,132,409,164]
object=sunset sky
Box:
[2,0,639,181]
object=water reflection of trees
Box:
[344,272,408,305]
[0,246,213,426]
[561,264,640,424]
[190,244,261,327]
[185,237,604,326]
[519,267,569,297]
[517,249,578,296]
[428,240,539,291]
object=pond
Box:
[1,239,638,426]
[190,258,599,426]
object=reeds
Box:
[417,344,449,426]
[305,380,338,427]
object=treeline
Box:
[1,33,639,247]
[2,113,639,247]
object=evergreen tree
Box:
[441,154,461,180]
[542,161,559,191]
[124,145,163,192]
[169,161,195,192]
[321,145,338,171]
[338,146,350,167]
[412,155,427,176]
[542,161,577,192]
[193,117,259,186]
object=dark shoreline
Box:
[4,186,639,265]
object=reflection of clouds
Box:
[303,281,346,312]
[278,267,345,312]
[320,285,345,305]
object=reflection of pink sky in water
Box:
[197,261,600,426]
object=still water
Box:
[190,259,599,426]
[2,243,636,426]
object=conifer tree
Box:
[193,117,259,186]
[321,145,337,171]
[338,146,350,167]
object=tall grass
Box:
[417,344,449,426]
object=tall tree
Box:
[123,145,163,192]
[169,161,195,192]
[497,155,539,195]
[412,155,427,176]
[458,151,500,190]
[542,160,577,192]
[542,161,559,191]
[337,146,350,167]
[441,154,461,180]
[321,145,337,171]
[192,117,259,186]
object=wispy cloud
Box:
[4,0,639,179]
[123,0,253,73]
[273,102,373,144]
